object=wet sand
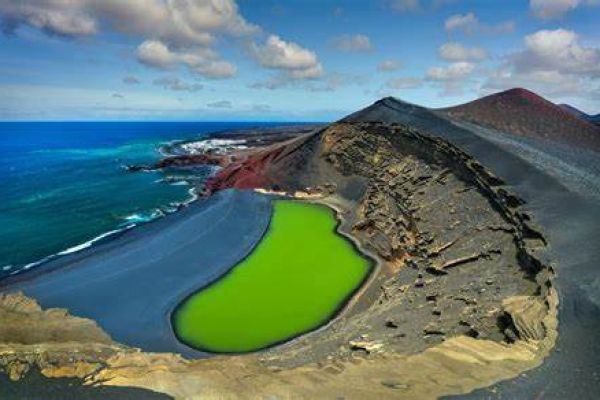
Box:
[0,189,272,358]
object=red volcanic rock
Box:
[204,132,315,194]
[205,147,280,192]
[443,88,600,151]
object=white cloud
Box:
[530,0,579,19]
[0,0,257,79]
[249,35,319,70]
[515,29,600,76]
[288,65,324,79]
[426,62,476,96]
[249,34,323,80]
[445,13,477,33]
[137,40,183,69]
[426,62,475,81]
[153,77,203,92]
[332,34,373,52]
[483,28,600,101]
[445,12,515,35]
[0,1,97,36]
[192,61,237,79]
[378,60,402,72]
[484,68,584,97]
[0,0,258,43]
[136,39,235,79]
[439,42,487,61]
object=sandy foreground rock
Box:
[0,289,557,399]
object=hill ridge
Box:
[442,88,600,151]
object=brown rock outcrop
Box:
[0,292,121,381]
[0,292,112,345]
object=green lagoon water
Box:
[173,200,371,353]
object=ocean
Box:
[0,121,292,280]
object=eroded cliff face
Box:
[262,124,553,360]
[0,292,122,381]
[0,122,557,400]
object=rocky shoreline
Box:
[125,124,323,173]
[0,120,557,399]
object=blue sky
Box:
[0,0,599,121]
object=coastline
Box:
[1,189,273,358]
[2,165,199,282]
[0,183,199,287]
[3,122,285,281]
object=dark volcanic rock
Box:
[127,153,229,172]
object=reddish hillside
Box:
[204,131,320,194]
[559,103,600,127]
[443,88,600,151]
[558,103,588,119]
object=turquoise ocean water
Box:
[0,122,290,280]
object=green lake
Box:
[172,200,371,353]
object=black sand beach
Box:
[0,189,272,358]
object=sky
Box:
[0,0,599,121]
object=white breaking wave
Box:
[5,183,200,279]
[122,209,165,225]
[185,187,199,205]
[57,228,125,256]
[8,226,131,276]
[179,138,248,155]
